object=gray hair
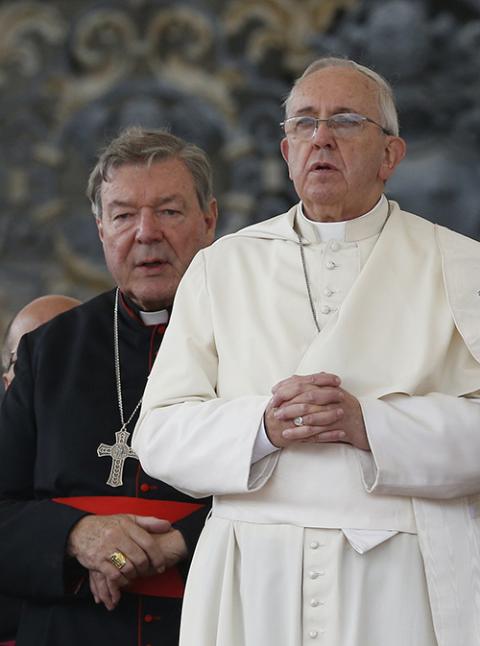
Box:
[86,126,214,218]
[284,57,399,137]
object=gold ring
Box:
[109,550,127,570]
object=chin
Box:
[130,286,175,312]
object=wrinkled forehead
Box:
[288,67,381,118]
[100,158,198,209]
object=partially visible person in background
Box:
[0,294,81,646]
[2,295,81,389]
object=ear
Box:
[280,138,293,180]
[379,136,407,182]
[203,198,218,243]
[96,216,104,243]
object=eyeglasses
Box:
[280,113,392,140]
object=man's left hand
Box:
[89,523,188,610]
[271,373,370,450]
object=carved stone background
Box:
[0,0,479,334]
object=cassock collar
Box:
[295,195,390,244]
[119,291,170,327]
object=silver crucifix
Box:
[97,428,138,488]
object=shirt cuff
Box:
[251,416,280,464]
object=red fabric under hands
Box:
[53,496,204,598]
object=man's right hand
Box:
[264,372,345,448]
[67,513,171,607]
[264,371,369,451]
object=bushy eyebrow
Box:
[107,200,133,210]
[106,195,187,210]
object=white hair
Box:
[283,57,399,136]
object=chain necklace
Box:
[113,288,143,429]
[97,288,140,487]
[297,200,391,334]
[298,234,321,333]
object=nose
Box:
[135,208,164,244]
[311,120,336,148]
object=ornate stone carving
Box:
[0,0,478,341]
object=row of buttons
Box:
[324,255,337,317]
[321,241,343,320]
[307,539,327,639]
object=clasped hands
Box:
[264,371,370,451]
[67,513,187,611]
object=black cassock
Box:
[0,289,210,646]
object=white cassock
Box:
[132,196,480,646]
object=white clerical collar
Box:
[297,195,389,243]
[299,210,346,241]
[139,309,169,325]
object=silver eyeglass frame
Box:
[280,113,392,139]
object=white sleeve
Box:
[357,393,480,499]
[132,250,280,498]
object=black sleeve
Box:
[0,336,89,601]
[0,593,21,641]
[172,500,211,580]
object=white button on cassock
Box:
[320,305,331,315]
[324,288,333,297]
[310,599,319,607]
[309,630,318,639]
[325,260,336,269]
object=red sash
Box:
[53,496,203,598]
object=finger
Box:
[282,412,344,440]
[90,572,119,611]
[89,573,100,604]
[112,528,168,575]
[104,576,122,610]
[302,430,347,443]
[112,521,169,579]
[288,387,344,407]
[105,545,150,582]
[272,372,341,394]
[106,519,162,579]
[271,381,342,408]
[134,516,171,534]
[273,403,343,426]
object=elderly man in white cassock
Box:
[132,57,480,646]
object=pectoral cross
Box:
[97,428,138,488]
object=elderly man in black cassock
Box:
[0,127,217,646]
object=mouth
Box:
[309,162,338,173]
[136,260,168,271]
